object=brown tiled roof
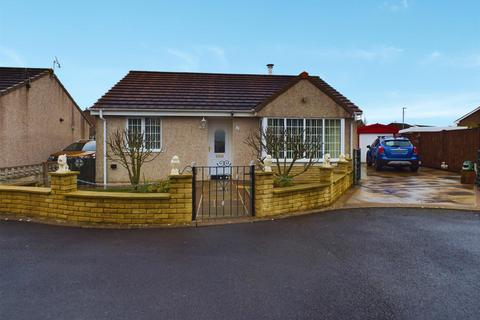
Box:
[91,70,362,114]
[310,77,362,113]
[0,67,50,95]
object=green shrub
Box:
[274,175,293,187]
[146,180,170,193]
[96,179,170,193]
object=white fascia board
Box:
[90,109,255,117]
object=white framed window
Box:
[263,117,344,161]
[126,117,162,151]
[305,119,323,159]
[324,119,342,158]
[267,118,285,158]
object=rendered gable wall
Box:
[0,74,90,167]
[256,79,351,118]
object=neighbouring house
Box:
[0,67,92,167]
[90,69,362,185]
[357,123,399,163]
[456,106,480,128]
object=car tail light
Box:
[378,146,385,154]
[413,146,418,154]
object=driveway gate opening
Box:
[192,165,255,220]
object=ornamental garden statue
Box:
[56,154,70,173]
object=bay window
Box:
[263,118,344,160]
[127,117,162,151]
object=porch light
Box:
[200,117,207,129]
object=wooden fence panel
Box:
[406,129,480,172]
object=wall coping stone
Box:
[169,174,192,179]
[49,171,80,177]
[0,185,51,194]
[255,171,274,176]
[273,182,330,194]
[333,173,346,183]
[65,190,171,200]
[319,166,334,171]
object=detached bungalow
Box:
[90,69,362,185]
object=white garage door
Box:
[359,133,393,162]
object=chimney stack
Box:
[266,64,274,75]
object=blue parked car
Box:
[366,136,419,172]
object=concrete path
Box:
[1,208,480,319]
[344,165,479,208]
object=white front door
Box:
[208,120,232,173]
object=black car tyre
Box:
[366,156,372,166]
[410,165,419,172]
[375,159,383,171]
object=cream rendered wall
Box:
[0,74,90,167]
[96,116,208,184]
[231,117,260,166]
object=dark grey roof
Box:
[0,67,50,94]
[91,70,362,114]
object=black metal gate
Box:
[67,157,96,185]
[192,165,255,220]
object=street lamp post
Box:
[402,107,407,130]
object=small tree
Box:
[107,129,160,187]
[244,126,322,183]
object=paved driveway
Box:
[1,208,480,319]
[345,165,478,208]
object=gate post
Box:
[353,149,361,184]
[476,149,480,187]
[191,166,197,221]
[250,164,255,216]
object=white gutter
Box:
[90,109,254,117]
[99,109,107,189]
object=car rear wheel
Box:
[366,157,372,166]
[375,159,383,171]
[410,165,419,172]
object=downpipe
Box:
[99,109,107,189]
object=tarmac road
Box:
[1,208,480,320]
